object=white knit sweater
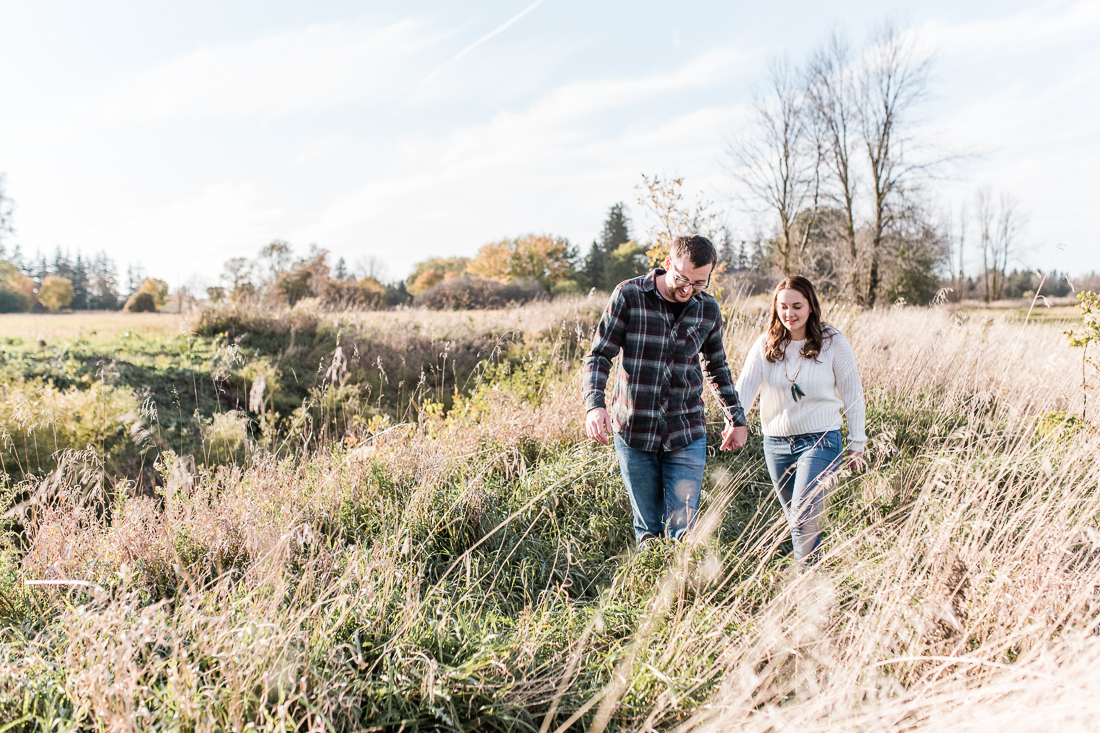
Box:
[735,327,867,451]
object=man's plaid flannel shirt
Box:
[582,269,746,453]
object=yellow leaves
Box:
[636,174,721,268]
[467,241,512,281]
[468,234,576,287]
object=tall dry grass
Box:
[0,301,1097,731]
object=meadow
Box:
[0,294,1097,732]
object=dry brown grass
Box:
[0,300,1097,731]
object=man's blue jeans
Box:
[763,430,843,562]
[614,434,706,542]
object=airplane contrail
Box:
[421,0,547,86]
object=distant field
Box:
[954,297,1081,324]
[0,311,193,340]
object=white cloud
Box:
[919,0,1100,57]
[915,0,1100,271]
[89,19,446,121]
[298,49,758,275]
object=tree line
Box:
[0,244,169,314]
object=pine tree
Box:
[10,245,24,273]
[601,203,631,253]
[334,257,348,280]
[718,227,736,269]
[595,203,632,290]
[751,238,765,270]
[33,253,48,286]
[52,248,74,281]
[584,240,605,291]
[70,254,89,310]
[90,252,120,310]
[127,263,146,296]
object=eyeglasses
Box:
[670,264,711,293]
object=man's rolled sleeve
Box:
[700,317,746,427]
[582,288,628,412]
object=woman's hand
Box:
[846,450,865,471]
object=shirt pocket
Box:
[681,323,706,355]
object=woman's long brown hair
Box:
[765,276,826,363]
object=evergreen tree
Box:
[127,263,146,296]
[10,245,24,273]
[600,203,631,253]
[52,248,74,281]
[718,227,736,268]
[90,252,120,310]
[70,254,89,310]
[584,240,605,291]
[592,203,632,290]
[737,241,748,269]
[334,257,348,280]
[32,252,48,286]
[750,238,765,270]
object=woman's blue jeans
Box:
[614,435,706,542]
[763,430,843,562]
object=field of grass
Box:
[0,297,1097,731]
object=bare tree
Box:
[858,24,933,307]
[222,256,256,299]
[258,240,293,282]
[728,56,821,276]
[636,174,720,267]
[992,193,1025,300]
[807,34,861,300]
[354,255,389,282]
[976,187,996,301]
[940,201,968,301]
[955,201,968,297]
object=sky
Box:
[0,0,1097,291]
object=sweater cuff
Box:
[848,439,867,453]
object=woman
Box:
[735,276,866,562]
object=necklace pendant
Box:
[791,383,806,402]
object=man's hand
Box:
[720,424,748,451]
[847,450,865,471]
[586,407,614,446]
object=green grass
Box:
[0,303,1097,731]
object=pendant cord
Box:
[783,347,806,402]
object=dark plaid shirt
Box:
[582,269,746,453]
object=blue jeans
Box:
[614,434,706,542]
[763,430,843,562]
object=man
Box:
[583,234,748,545]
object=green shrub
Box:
[0,378,149,479]
[122,291,156,312]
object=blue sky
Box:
[0,0,1096,290]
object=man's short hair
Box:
[670,235,717,269]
